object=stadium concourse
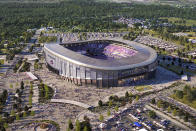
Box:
[44,38,158,87]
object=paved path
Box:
[32,86,39,103]
[51,99,92,109]
[17,62,24,73]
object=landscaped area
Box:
[22,120,60,131]
[135,85,152,92]
[170,85,196,109]
[38,83,54,103]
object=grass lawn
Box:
[135,85,152,92]
[0,49,8,54]
[0,59,4,65]
[160,17,196,26]
[171,94,196,109]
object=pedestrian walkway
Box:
[51,99,93,109]
[32,86,39,103]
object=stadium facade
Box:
[44,38,157,87]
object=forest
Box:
[0,0,196,41]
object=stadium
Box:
[44,38,157,87]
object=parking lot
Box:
[104,104,183,131]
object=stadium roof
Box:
[44,38,157,70]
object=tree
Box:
[4,112,9,118]
[3,123,8,129]
[125,91,129,98]
[172,109,177,116]
[135,95,139,101]
[83,116,90,122]
[157,100,162,108]
[23,111,27,117]
[99,114,104,122]
[0,115,2,123]
[20,81,24,90]
[10,84,13,88]
[11,110,15,116]
[151,98,156,104]
[109,96,113,101]
[107,110,111,116]
[167,106,172,113]
[148,110,156,118]
[129,99,132,104]
[16,114,20,120]
[68,118,74,130]
[114,106,119,112]
[16,89,20,94]
[108,101,112,107]
[30,110,35,116]
[175,90,183,99]
[24,105,29,112]
[98,100,103,107]
[3,90,8,98]
[44,84,49,99]
[75,119,81,131]
[83,126,88,131]
[183,85,191,95]
[80,118,92,131]
[113,95,119,101]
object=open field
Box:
[160,17,196,26]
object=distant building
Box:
[181,75,188,81]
